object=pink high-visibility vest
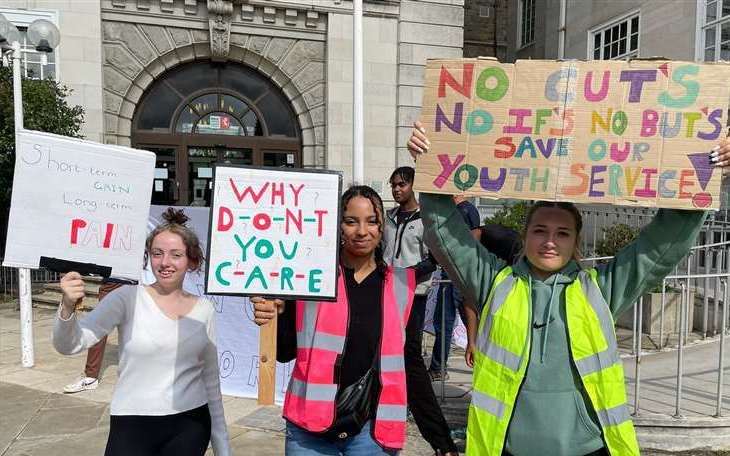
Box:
[282,266,416,450]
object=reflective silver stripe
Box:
[289,378,338,401]
[297,301,319,348]
[476,275,516,352]
[296,332,346,351]
[483,342,522,372]
[380,355,404,372]
[596,404,632,427]
[392,267,410,323]
[376,404,408,421]
[578,272,619,356]
[471,389,506,419]
[574,348,620,375]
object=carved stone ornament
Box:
[208,0,233,61]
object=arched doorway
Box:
[132,61,301,206]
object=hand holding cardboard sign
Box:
[251,296,285,326]
[407,121,430,160]
[59,271,85,318]
[711,136,730,172]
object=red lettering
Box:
[289,184,305,206]
[70,218,87,245]
[438,63,474,98]
[314,209,328,237]
[229,179,269,203]
[679,170,695,199]
[217,206,233,232]
[270,182,285,205]
[494,137,516,159]
[285,209,303,234]
[103,223,114,248]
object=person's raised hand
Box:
[711,136,730,175]
[407,120,430,161]
[60,272,85,315]
[251,297,284,326]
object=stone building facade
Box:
[5,0,465,205]
[505,0,703,62]
[463,0,509,60]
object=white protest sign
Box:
[206,166,341,299]
[4,130,155,281]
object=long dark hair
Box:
[340,185,388,272]
[522,201,583,261]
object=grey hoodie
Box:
[383,206,433,295]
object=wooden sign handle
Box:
[257,300,278,405]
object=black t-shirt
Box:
[276,267,383,390]
[338,266,383,388]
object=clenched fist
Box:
[250,297,285,326]
[59,272,85,317]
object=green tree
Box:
[594,223,639,258]
[484,200,530,233]
[0,66,84,209]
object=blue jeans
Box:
[285,421,399,455]
[430,270,464,372]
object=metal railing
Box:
[0,263,59,303]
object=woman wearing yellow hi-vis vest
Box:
[407,122,730,456]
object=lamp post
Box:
[352,0,363,186]
[0,13,60,368]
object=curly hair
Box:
[144,207,205,271]
[340,185,387,272]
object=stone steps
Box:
[31,277,103,311]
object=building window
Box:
[0,8,58,80]
[702,0,730,61]
[17,28,56,79]
[518,0,535,47]
[590,13,639,60]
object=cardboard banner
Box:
[206,166,342,300]
[4,130,155,281]
[414,59,730,210]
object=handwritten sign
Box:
[206,166,341,299]
[3,130,155,281]
[414,59,730,209]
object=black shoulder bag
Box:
[322,356,380,440]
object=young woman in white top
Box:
[53,208,230,456]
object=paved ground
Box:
[0,300,728,455]
[0,302,448,455]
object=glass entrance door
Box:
[145,147,177,206]
[187,147,253,206]
[263,150,298,168]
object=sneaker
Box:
[428,369,449,382]
[63,376,98,394]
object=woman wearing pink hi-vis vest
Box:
[253,185,426,455]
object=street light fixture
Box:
[0,13,21,49]
[0,12,60,369]
[27,19,60,54]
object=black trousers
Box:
[104,404,211,456]
[405,294,458,454]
